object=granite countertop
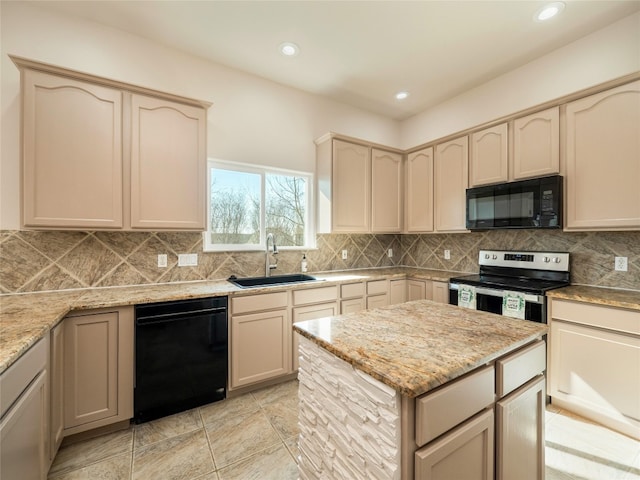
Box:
[294,300,548,398]
[546,285,640,311]
[0,267,459,374]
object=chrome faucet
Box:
[265,233,278,277]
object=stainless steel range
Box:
[449,250,570,323]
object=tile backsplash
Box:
[1,229,638,294]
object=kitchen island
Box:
[293,299,548,480]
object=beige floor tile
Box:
[545,408,640,480]
[205,409,282,468]
[284,435,300,464]
[199,393,260,426]
[132,429,214,480]
[47,452,132,480]
[134,408,202,448]
[251,379,299,408]
[217,443,298,480]
[263,398,300,439]
[49,428,134,477]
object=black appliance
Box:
[466,175,562,230]
[134,296,228,423]
[449,250,570,323]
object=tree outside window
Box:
[205,161,313,251]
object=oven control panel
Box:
[479,250,569,271]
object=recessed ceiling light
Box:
[535,2,565,22]
[279,42,299,57]
[395,91,409,100]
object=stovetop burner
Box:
[449,250,570,295]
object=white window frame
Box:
[204,158,315,252]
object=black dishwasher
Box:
[134,296,227,423]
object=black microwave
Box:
[466,175,562,230]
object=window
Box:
[204,159,314,251]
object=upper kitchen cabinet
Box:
[22,69,124,229]
[435,136,469,232]
[316,134,402,233]
[564,80,640,230]
[14,56,210,231]
[469,123,508,187]
[512,106,560,180]
[405,147,434,233]
[371,148,403,232]
[130,95,206,230]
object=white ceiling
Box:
[34,1,640,120]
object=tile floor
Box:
[48,380,639,480]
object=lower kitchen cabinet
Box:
[0,337,48,480]
[63,307,134,435]
[548,298,640,439]
[415,409,494,480]
[432,281,449,304]
[407,279,428,301]
[230,292,291,389]
[49,322,64,463]
[341,297,365,313]
[496,376,545,480]
[390,279,407,304]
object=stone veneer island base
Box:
[294,300,549,480]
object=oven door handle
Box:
[450,284,545,304]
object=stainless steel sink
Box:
[228,274,321,288]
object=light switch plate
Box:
[342,250,348,260]
[157,254,167,268]
[178,253,198,267]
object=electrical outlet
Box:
[388,248,393,258]
[157,254,167,268]
[342,250,348,260]
[615,256,628,272]
[444,249,451,260]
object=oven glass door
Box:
[449,284,546,323]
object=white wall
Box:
[0,2,400,229]
[400,12,640,149]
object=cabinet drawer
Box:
[415,366,495,447]
[341,282,364,299]
[496,340,545,398]
[552,299,640,335]
[293,286,338,306]
[232,291,288,315]
[367,280,388,295]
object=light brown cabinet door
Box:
[389,279,407,305]
[0,370,47,480]
[435,136,469,232]
[341,297,365,314]
[366,294,389,309]
[432,281,449,304]
[549,319,640,424]
[63,308,134,434]
[512,107,559,180]
[22,69,123,229]
[470,123,508,187]
[332,140,371,232]
[130,95,206,230]
[405,148,434,233]
[49,323,64,463]
[407,279,427,301]
[496,376,545,480]
[565,80,640,230]
[371,149,403,232]
[230,309,290,389]
[415,409,494,480]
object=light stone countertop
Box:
[0,267,459,374]
[293,300,548,398]
[546,285,640,311]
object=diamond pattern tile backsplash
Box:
[1,229,638,294]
